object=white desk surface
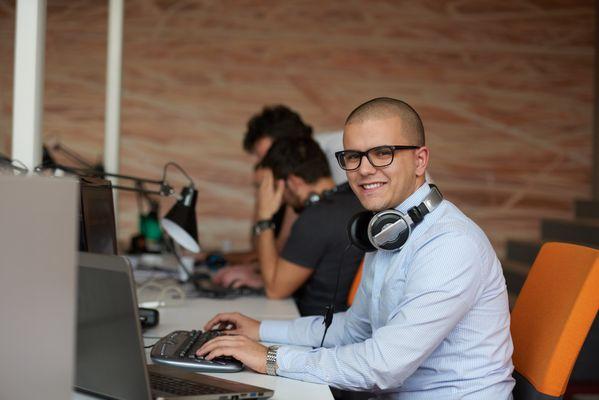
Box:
[74,294,333,400]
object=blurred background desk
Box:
[74,294,334,400]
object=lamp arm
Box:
[35,163,174,196]
[52,143,96,169]
[36,162,164,185]
[162,162,195,187]
[101,170,164,185]
[111,184,170,197]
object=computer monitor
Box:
[79,176,118,255]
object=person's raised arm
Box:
[254,169,286,292]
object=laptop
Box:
[75,252,274,400]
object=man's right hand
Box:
[203,312,261,341]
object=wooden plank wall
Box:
[0,0,593,255]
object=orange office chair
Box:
[347,258,364,306]
[510,242,599,400]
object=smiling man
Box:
[197,98,515,399]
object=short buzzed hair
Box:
[345,97,425,146]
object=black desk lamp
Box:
[36,161,200,253]
[161,185,199,253]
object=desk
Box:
[74,295,334,400]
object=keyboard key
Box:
[149,372,231,395]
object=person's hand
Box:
[203,312,261,341]
[212,264,264,289]
[196,334,268,374]
[256,168,285,220]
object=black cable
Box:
[320,243,353,347]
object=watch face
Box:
[253,220,274,235]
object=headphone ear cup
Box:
[347,211,376,252]
[369,211,410,251]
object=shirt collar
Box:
[394,181,431,214]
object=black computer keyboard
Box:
[191,275,264,299]
[150,330,244,372]
[149,372,230,396]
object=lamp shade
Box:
[161,185,200,253]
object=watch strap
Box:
[265,345,279,376]
[253,219,275,236]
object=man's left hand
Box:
[196,335,268,374]
[256,168,285,221]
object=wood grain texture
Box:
[0,0,593,255]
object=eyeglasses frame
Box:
[334,145,421,171]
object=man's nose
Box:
[358,154,376,175]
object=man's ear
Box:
[286,174,305,191]
[414,146,429,177]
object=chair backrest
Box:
[510,242,599,399]
[347,258,364,306]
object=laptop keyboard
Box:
[149,372,230,395]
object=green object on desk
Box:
[139,212,162,241]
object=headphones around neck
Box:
[348,184,443,252]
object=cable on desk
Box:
[144,341,160,349]
[138,278,186,308]
[135,270,177,286]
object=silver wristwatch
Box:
[265,345,280,376]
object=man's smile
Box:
[358,181,387,193]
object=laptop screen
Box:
[75,252,151,400]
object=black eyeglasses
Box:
[335,145,421,171]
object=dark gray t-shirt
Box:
[281,183,365,316]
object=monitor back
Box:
[0,175,79,400]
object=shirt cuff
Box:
[275,345,314,375]
[259,319,292,343]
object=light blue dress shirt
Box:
[260,182,515,399]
